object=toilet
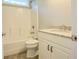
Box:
[26,38,39,58]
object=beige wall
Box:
[2,4,31,42]
[38,0,72,29]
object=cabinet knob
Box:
[51,46,53,53]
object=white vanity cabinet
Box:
[38,32,76,59]
[39,38,51,59]
[50,43,71,59]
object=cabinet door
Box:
[39,38,51,59]
[51,46,70,59]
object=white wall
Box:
[71,0,77,35]
[38,0,72,29]
[31,10,38,34]
[31,0,38,37]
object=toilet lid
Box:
[26,39,39,44]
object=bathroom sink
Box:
[39,29,72,38]
[48,28,71,33]
[48,29,62,31]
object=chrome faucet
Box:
[49,25,71,31]
[59,25,71,31]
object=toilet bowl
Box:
[26,39,39,58]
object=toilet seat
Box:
[26,39,38,45]
[26,39,39,48]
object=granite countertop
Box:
[39,29,72,39]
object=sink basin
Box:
[48,29,70,33]
[39,29,72,38]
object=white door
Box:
[51,45,70,59]
[39,38,51,59]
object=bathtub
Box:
[3,39,27,56]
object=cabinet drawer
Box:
[38,32,76,50]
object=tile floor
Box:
[4,52,38,59]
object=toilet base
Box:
[26,48,38,58]
[26,55,39,59]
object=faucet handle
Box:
[60,25,72,31]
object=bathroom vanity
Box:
[38,29,76,59]
[38,0,76,59]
